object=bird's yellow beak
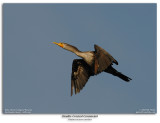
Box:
[53,42,64,48]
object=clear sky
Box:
[3,4,156,114]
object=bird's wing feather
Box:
[94,44,118,74]
[71,59,91,96]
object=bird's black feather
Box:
[71,59,92,96]
[94,44,118,74]
[105,66,132,82]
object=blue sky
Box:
[3,4,156,113]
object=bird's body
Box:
[76,51,94,65]
[53,42,132,96]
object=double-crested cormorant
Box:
[53,42,132,96]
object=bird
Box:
[53,42,132,96]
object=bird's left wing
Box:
[94,44,118,74]
[71,59,91,96]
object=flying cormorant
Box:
[53,42,131,96]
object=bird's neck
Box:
[66,48,85,58]
[75,51,86,58]
[63,44,94,66]
[63,44,85,58]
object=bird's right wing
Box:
[71,59,91,96]
[94,44,118,74]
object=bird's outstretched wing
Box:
[71,59,91,96]
[94,44,118,74]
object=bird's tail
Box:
[105,66,132,82]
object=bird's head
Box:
[53,42,79,53]
[53,42,64,48]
